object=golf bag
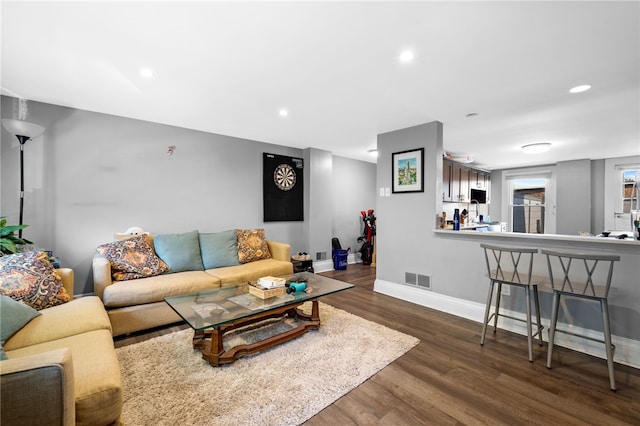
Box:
[357,209,376,265]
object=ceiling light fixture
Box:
[569,84,591,94]
[279,109,288,117]
[465,112,479,118]
[399,50,414,63]
[444,151,473,163]
[521,142,551,154]
[368,149,378,158]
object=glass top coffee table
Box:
[165,272,354,366]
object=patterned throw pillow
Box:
[96,235,169,281]
[236,229,271,263]
[0,251,71,310]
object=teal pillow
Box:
[199,230,241,269]
[153,230,204,273]
[0,295,41,360]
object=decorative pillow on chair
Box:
[0,295,41,360]
[0,251,71,310]
[96,235,169,281]
[236,229,271,263]
[153,230,204,273]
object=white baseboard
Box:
[374,279,640,369]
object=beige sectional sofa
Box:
[93,237,293,336]
[1,268,123,425]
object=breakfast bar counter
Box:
[433,229,640,254]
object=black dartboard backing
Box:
[263,153,304,222]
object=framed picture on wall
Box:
[392,148,424,193]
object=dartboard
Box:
[274,164,296,191]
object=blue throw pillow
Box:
[0,295,41,360]
[199,230,241,269]
[153,230,204,273]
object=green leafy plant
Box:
[0,217,32,256]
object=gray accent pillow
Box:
[153,230,204,273]
[1,295,41,360]
[199,230,241,269]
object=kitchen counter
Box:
[434,229,640,254]
[459,223,489,230]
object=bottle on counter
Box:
[453,209,460,231]
[440,212,446,229]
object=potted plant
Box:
[0,217,32,256]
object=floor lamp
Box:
[2,118,45,238]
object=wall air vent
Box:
[405,272,432,290]
[405,272,417,285]
[417,274,431,290]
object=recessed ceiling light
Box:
[521,143,551,154]
[569,84,591,94]
[399,50,414,63]
[368,149,378,158]
[139,67,154,78]
[279,109,288,117]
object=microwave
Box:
[470,189,487,204]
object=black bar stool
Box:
[480,244,544,362]
[542,249,619,391]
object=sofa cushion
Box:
[96,235,168,281]
[154,230,204,273]
[0,295,41,360]
[205,258,293,286]
[102,271,220,307]
[199,230,241,269]
[0,251,71,310]
[3,296,112,352]
[236,229,271,263]
[5,329,123,426]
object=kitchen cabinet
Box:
[443,160,454,201]
[443,158,491,203]
[470,169,489,189]
[454,163,470,202]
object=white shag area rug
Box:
[116,302,419,426]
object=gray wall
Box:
[375,120,488,301]
[375,122,485,297]
[591,159,606,234]
[1,96,376,294]
[332,155,376,256]
[556,159,592,235]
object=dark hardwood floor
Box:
[116,265,640,425]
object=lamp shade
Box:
[2,119,45,139]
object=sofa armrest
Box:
[1,348,75,425]
[55,268,74,298]
[92,255,113,300]
[267,241,291,262]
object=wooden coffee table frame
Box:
[192,299,320,366]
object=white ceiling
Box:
[1,1,639,169]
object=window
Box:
[622,169,639,214]
[502,168,555,234]
[511,179,546,233]
[604,157,640,231]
